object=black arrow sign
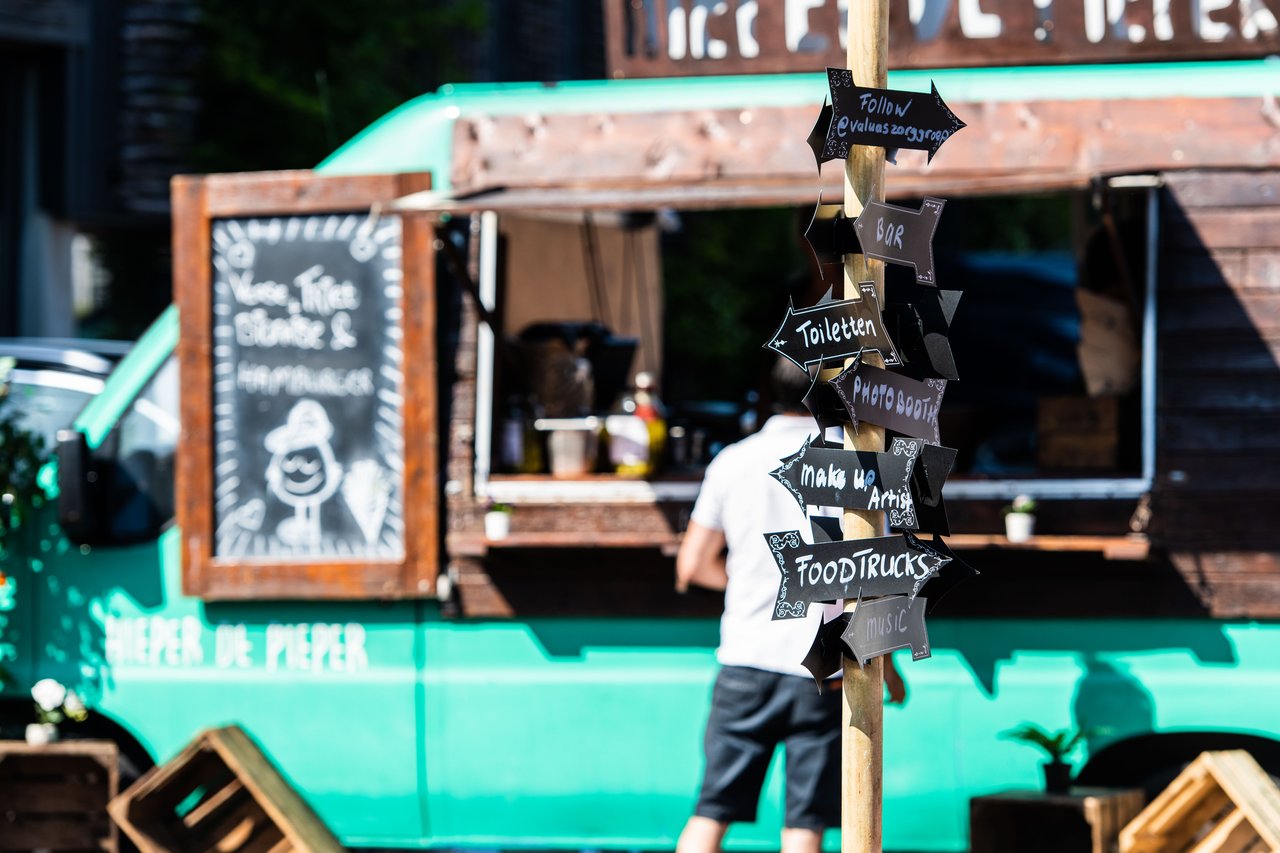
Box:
[884,282,962,381]
[765,282,901,371]
[895,445,956,537]
[802,612,850,691]
[769,435,922,530]
[803,198,860,274]
[830,354,946,444]
[819,68,966,164]
[767,530,950,619]
[802,360,846,434]
[842,594,931,667]
[854,198,945,285]
[919,535,980,615]
[810,514,843,544]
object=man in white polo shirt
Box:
[675,358,904,853]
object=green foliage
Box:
[1001,723,1087,762]
[193,0,485,172]
[0,388,48,567]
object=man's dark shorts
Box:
[695,664,841,830]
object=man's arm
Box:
[676,521,728,593]
[884,654,907,705]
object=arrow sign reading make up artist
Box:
[766,282,901,371]
[769,435,922,530]
[842,594,931,666]
[854,198,945,285]
[766,531,950,619]
[818,68,966,164]
[830,354,946,444]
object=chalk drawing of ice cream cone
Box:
[265,399,343,547]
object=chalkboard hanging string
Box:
[581,212,612,327]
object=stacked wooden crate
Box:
[0,740,119,852]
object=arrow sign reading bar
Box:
[854,198,945,285]
[767,530,950,619]
[766,282,901,371]
[830,354,946,444]
[769,435,922,530]
[884,282,962,381]
[842,594,931,667]
[819,68,966,164]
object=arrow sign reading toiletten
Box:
[854,198,945,285]
[842,594,931,667]
[769,435,922,530]
[766,282,901,371]
[830,354,946,444]
[766,530,950,619]
[818,68,966,164]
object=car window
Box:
[0,366,103,452]
[104,356,179,539]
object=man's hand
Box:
[884,655,907,705]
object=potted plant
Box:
[27,678,89,745]
[484,501,513,540]
[1001,722,1086,793]
[1003,494,1037,542]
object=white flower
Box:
[63,691,86,719]
[31,679,67,713]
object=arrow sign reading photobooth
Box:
[817,68,966,164]
[854,198,945,285]
[766,282,901,371]
[842,594,931,667]
[769,435,922,530]
[767,531,950,619]
[884,282,962,381]
[829,354,946,445]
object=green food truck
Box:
[4,51,1280,850]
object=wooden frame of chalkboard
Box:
[174,170,438,600]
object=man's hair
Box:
[770,357,811,414]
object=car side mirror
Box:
[56,429,102,543]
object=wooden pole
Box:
[841,1,890,852]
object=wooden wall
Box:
[1153,170,1280,617]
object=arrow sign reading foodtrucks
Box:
[829,354,946,444]
[818,68,966,164]
[766,531,950,619]
[854,198,945,285]
[769,435,922,530]
[766,282,901,371]
[841,594,931,667]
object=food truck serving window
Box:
[475,181,1156,507]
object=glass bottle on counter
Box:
[605,371,667,478]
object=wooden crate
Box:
[971,787,1146,853]
[107,725,343,853]
[0,739,119,852]
[1120,750,1280,852]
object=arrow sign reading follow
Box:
[829,354,947,445]
[854,198,945,285]
[842,594,931,667]
[766,531,950,619]
[769,435,923,531]
[818,68,966,164]
[766,282,901,371]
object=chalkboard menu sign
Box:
[211,213,405,561]
[175,171,437,600]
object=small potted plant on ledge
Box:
[1003,494,1037,543]
[484,501,513,541]
[1002,722,1086,794]
[27,678,89,745]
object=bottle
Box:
[606,371,667,478]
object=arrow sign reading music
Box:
[819,68,966,164]
[767,531,950,619]
[769,435,922,530]
[854,198,945,285]
[842,595,931,667]
[830,354,946,444]
[766,282,901,371]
